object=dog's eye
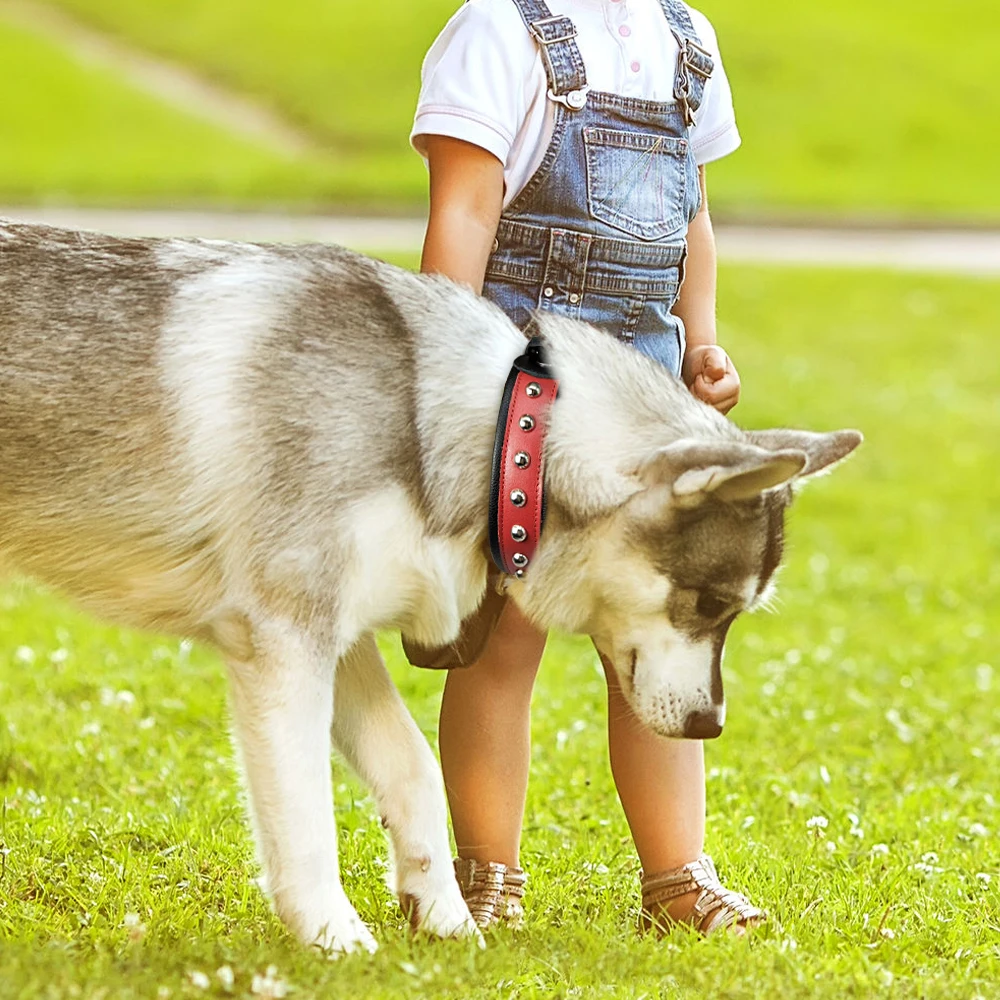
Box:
[695,593,731,620]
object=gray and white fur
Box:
[0,221,860,953]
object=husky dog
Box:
[0,221,859,953]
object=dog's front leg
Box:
[226,623,377,955]
[332,635,480,944]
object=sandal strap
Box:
[641,854,766,935]
[454,858,527,927]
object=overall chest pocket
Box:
[584,128,689,241]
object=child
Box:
[410,0,763,934]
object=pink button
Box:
[631,60,641,72]
[619,24,631,37]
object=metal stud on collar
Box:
[512,553,529,569]
[510,489,527,507]
[511,525,528,543]
[513,451,531,469]
[526,382,542,398]
[519,415,535,431]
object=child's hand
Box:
[683,344,741,414]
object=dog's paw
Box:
[399,885,484,948]
[282,893,378,957]
[310,909,379,957]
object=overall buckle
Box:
[675,39,713,126]
[528,15,578,45]
[547,86,589,111]
[681,38,714,80]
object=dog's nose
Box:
[683,710,724,740]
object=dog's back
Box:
[0,222,431,636]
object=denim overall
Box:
[404,0,715,671]
[484,0,714,376]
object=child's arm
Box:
[421,135,505,292]
[674,167,741,414]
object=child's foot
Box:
[453,858,527,928]
[640,855,766,936]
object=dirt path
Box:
[0,0,323,157]
[3,206,1000,275]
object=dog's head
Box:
[506,317,862,739]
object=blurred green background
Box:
[2,0,998,219]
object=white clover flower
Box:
[123,912,146,941]
[806,815,829,830]
[975,664,993,693]
[825,840,837,853]
[968,823,989,838]
[871,843,889,857]
[187,971,210,990]
[884,708,915,744]
[251,966,287,999]
[14,646,35,665]
[809,554,829,575]
[216,965,235,990]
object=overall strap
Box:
[655,0,715,125]
[509,0,589,109]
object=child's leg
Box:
[603,654,706,868]
[601,654,705,918]
[438,600,547,866]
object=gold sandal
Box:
[640,854,766,936]
[453,858,527,928]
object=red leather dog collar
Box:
[489,337,558,577]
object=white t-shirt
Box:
[412,0,740,208]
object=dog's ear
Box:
[746,429,863,479]
[636,439,807,504]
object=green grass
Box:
[706,0,1000,221]
[0,19,300,204]
[18,0,1000,218]
[0,17,417,207]
[1,264,999,998]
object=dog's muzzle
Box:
[682,708,724,740]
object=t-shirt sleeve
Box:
[411,0,535,166]
[686,9,741,166]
